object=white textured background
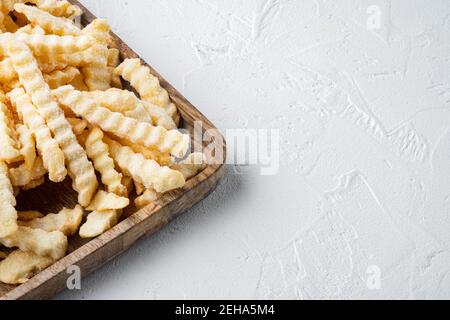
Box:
[58,0,450,300]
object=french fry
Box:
[20,205,83,236]
[83,19,111,46]
[7,40,98,206]
[108,48,120,67]
[9,156,46,187]
[135,189,158,210]
[14,3,82,36]
[105,137,185,193]
[86,190,129,211]
[8,88,67,182]
[84,127,126,195]
[112,136,173,166]
[0,58,17,84]
[16,124,36,170]
[0,32,92,57]
[21,175,45,190]
[69,71,89,91]
[52,85,190,158]
[0,161,18,238]
[171,152,207,180]
[17,211,45,221]
[115,58,170,108]
[80,44,110,91]
[44,66,80,89]
[134,181,145,196]
[0,250,53,284]
[79,210,121,239]
[0,99,20,162]
[27,0,82,20]
[0,226,67,260]
[67,117,87,135]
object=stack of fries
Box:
[0,0,207,285]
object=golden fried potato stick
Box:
[8,88,67,182]
[9,156,46,187]
[17,211,44,221]
[113,136,173,166]
[0,100,20,162]
[0,161,18,238]
[43,66,80,89]
[83,19,111,46]
[27,0,82,20]
[69,72,89,91]
[134,181,145,196]
[0,250,53,284]
[135,189,158,210]
[115,58,170,108]
[1,15,19,33]
[16,124,36,170]
[0,32,92,57]
[108,48,120,67]
[80,19,111,91]
[84,127,126,195]
[79,210,121,239]
[67,117,87,135]
[14,3,82,36]
[20,205,83,236]
[7,41,98,206]
[0,226,67,260]
[0,58,17,84]
[52,86,190,158]
[105,137,185,193]
[80,44,110,91]
[21,175,45,190]
[171,152,207,180]
[86,190,129,211]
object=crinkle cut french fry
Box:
[79,210,121,239]
[113,136,173,166]
[0,161,18,238]
[135,189,158,210]
[52,86,190,158]
[20,205,83,236]
[69,71,89,91]
[86,190,129,211]
[0,100,20,162]
[83,19,111,46]
[16,124,36,170]
[0,250,53,284]
[8,88,67,182]
[44,66,80,89]
[81,44,110,91]
[14,3,82,36]
[115,58,170,108]
[171,152,207,180]
[0,226,67,260]
[0,58,17,84]
[0,32,92,57]
[21,175,45,190]
[9,156,46,187]
[67,117,87,135]
[105,137,185,193]
[84,127,126,195]
[108,48,120,67]
[0,251,8,260]
[7,40,98,206]
[27,0,82,19]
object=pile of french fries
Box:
[0,0,206,285]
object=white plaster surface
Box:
[58,0,450,300]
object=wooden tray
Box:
[0,0,226,300]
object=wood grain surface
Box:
[0,0,226,300]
